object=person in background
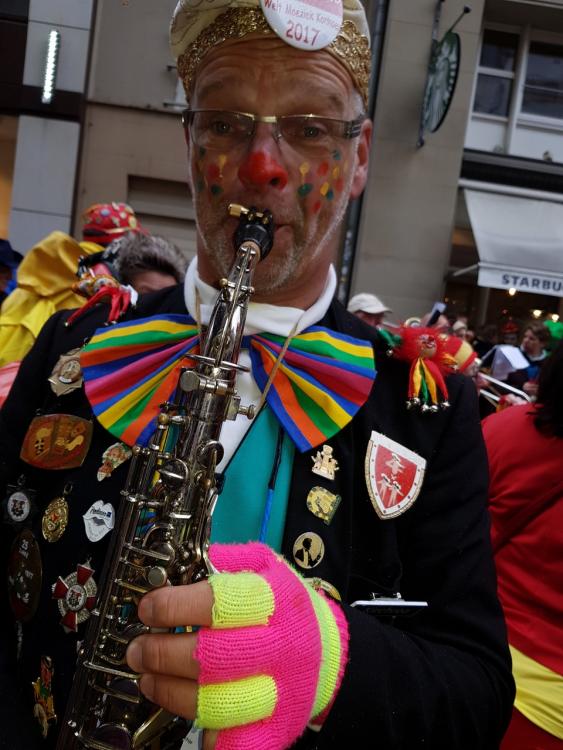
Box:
[114,232,187,294]
[483,340,563,750]
[507,322,550,398]
[0,240,21,306]
[500,320,520,347]
[81,202,143,247]
[347,291,391,328]
[473,323,498,359]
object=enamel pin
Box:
[48,348,83,397]
[32,655,57,738]
[2,475,36,527]
[7,529,42,622]
[20,414,93,470]
[306,486,341,525]
[293,532,325,570]
[364,431,426,519]
[97,442,132,481]
[52,561,97,633]
[311,444,339,481]
[83,500,115,542]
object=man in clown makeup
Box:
[0,2,513,749]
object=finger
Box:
[137,581,214,628]
[126,632,199,679]
[138,673,198,721]
[203,730,218,750]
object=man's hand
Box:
[126,581,216,748]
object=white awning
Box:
[464,188,563,298]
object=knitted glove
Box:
[194,542,349,750]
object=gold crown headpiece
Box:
[172,6,371,109]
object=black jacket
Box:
[0,285,514,749]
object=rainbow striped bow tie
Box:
[80,314,376,453]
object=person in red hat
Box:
[81,202,144,247]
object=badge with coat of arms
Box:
[364,431,426,519]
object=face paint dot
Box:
[217,154,227,176]
[326,188,334,200]
[298,183,314,197]
[207,164,220,181]
[332,166,340,179]
[317,162,329,177]
[320,182,330,197]
[313,201,322,213]
[332,150,341,160]
[210,184,223,196]
[299,162,310,178]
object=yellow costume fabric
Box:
[0,232,101,366]
[511,645,563,739]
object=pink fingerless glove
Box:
[194,542,349,750]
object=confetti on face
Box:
[317,162,330,177]
[297,161,314,198]
[217,154,227,178]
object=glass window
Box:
[522,41,563,118]
[474,74,513,117]
[473,29,519,119]
[480,29,519,71]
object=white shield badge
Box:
[365,431,426,519]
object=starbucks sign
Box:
[421,30,460,134]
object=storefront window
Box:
[522,41,563,119]
[474,29,519,117]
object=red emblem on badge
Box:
[364,431,426,519]
[52,561,97,633]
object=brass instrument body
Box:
[56,206,274,750]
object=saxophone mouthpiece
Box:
[230,204,274,261]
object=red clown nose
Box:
[238,151,288,190]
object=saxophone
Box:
[56,204,274,750]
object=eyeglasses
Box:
[181,109,365,155]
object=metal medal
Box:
[364,430,426,519]
[293,532,325,570]
[20,413,93,470]
[52,560,97,633]
[48,348,83,396]
[311,444,339,481]
[42,484,72,543]
[7,529,42,622]
[306,486,341,525]
[32,655,57,738]
[2,475,37,527]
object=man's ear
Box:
[349,118,372,200]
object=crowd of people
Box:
[0,1,559,749]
